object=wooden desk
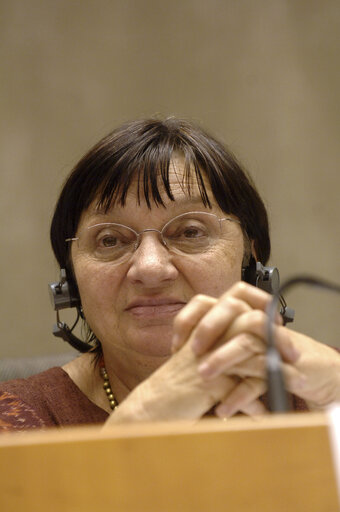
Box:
[0,413,338,512]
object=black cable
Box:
[69,309,80,332]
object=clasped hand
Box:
[171,282,340,417]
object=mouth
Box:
[125,297,186,318]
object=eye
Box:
[81,223,137,262]
[180,226,206,238]
[88,224,136,252]
[96,229,133,249]
[168,221,208,240]
[99,234,119,248]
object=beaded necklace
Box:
[99,358,118,411]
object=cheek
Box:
[182,240,244,297]
[73,259,121,318]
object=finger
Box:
[227,282,284,329]
[191,282,282,356]
[274,326,301,364]
[191,296,252,355]
[281,363,307,394]
[198,333,264,379]
[211,357,306,415]
[218,310,300,363]
[200,340,305,388]
[215,377,267,417]
[222,282,280,315]
[239,399,268,416]
[171,295,216,352]
[226,359,307,394]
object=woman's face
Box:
[71,161,247,376]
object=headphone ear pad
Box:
[67,275,81,307]
[242,256,257,286]
[48,268,80,311]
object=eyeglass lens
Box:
[76,212,237,262]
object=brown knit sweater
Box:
[0,367,108,431]
[0,366,309,432]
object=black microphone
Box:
[52,312,91,353]
[266,275,340,413]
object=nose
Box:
[126,231,178,286]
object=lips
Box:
[125,297,186,317]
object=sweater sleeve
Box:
[0,390,46,431]
[0,367,108,432]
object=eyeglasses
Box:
[66,211,241,264]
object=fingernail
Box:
[198,361,215,379]
[216,403,233,418]
[276,313,284,325]
[191,338,203,355]
[288,345,301,362]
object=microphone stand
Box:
[266,275,340,413]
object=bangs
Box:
[94,145,212,213]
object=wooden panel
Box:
[0,413,338,512]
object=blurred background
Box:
[0,0,339,360]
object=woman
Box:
[1,117,339,430]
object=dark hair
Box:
[51,117,270,267]
[50,117,270,350]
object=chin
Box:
[127,327,173,359]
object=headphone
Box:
[242,257,280,295]
[48,269,89,352]
[49,259,294,352]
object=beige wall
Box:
[0,0,339,358]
